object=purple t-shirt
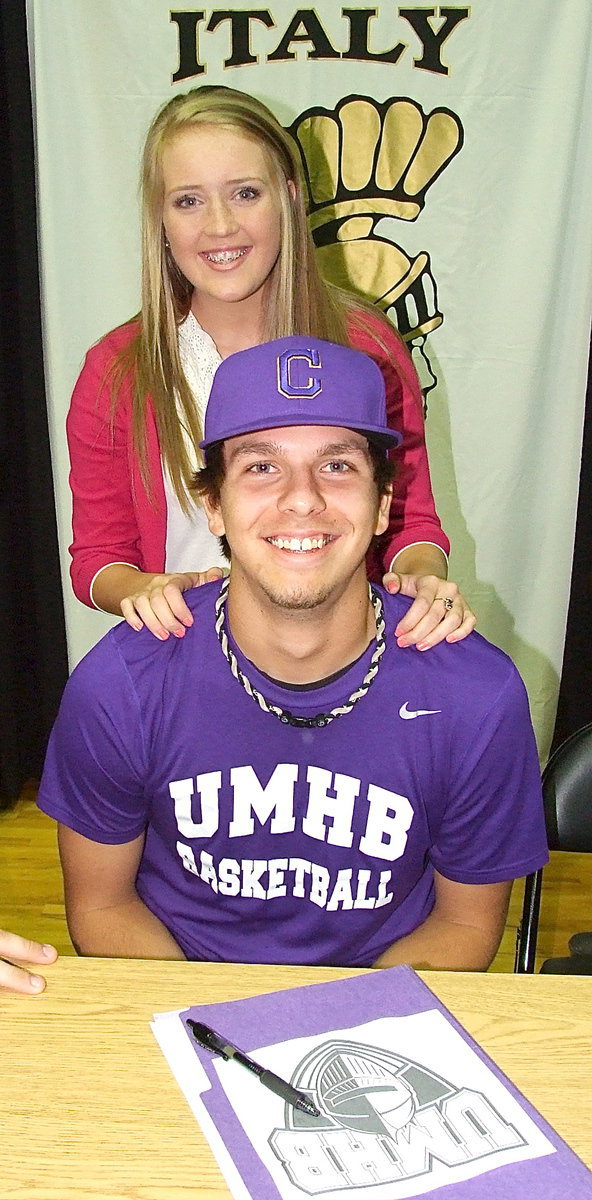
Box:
[38,583,547,967]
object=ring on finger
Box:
[437,596,454,612]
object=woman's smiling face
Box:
[162,124,286,321]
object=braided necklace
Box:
[214,576,385,729]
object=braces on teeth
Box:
[205,249,247,263]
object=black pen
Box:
[186,1019,320,1117]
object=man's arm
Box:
[58,825,186,960]
[373,871,512,971]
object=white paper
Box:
[153,1007,555,1200]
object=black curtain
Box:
[0,0,68,809]
[552,340,592,750]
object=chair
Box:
[514,722,592,973]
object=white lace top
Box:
[163,312,228,573]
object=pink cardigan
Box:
[67,314,449,607]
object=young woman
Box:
[67,85,475,648]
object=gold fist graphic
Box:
[288,96,463,348]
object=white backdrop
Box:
[27,0,592,757]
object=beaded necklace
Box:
[214,577,385,729]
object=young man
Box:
[38,337,547,970]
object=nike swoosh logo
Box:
[399,702,442,720]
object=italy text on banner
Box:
[26,0,592,756]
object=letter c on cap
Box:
[277,349,322,398]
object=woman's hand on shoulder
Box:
[0,931,58,994]
[121,567,227,640]
[383,570,476,650]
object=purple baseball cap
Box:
[199,336,402,452]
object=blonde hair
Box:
[112,85,387,509]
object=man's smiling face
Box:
[203,424,391,613]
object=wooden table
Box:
[1,958,590,1199]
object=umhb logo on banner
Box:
[269,1037,526,1193]
[277,349,323,399]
